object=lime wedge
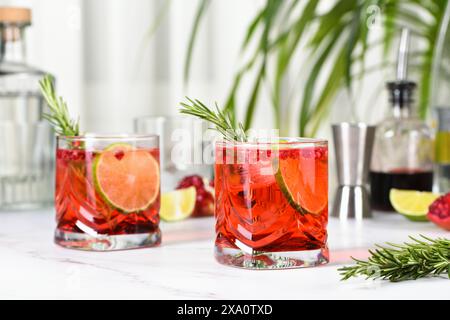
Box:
[274,154,328,215]
[160,187,196,222]
[93,143,160,212]
[389,189,440,221]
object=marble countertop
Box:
[0,209,448,299]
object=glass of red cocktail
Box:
[214,138,329,269]
[54,135,161,251]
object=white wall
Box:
[0,0,84,124]
[4,0,263,133]
[3,0,391,136]
[2,0,408,195]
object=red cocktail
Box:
[215,138,329,269]
[54,135,161,251]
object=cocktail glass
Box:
[214,138,329,269]
[134,116,212,192]
[54,134,161,251]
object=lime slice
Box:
[389,189,440,221]
[160,187,196,222]
[274,153,328,215]
[93,143,160,212]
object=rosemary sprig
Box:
[339,235,450,282]
[39,74,80,136]
[180,97,247,142]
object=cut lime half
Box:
[93,143,160,212]
[389,189,440,221]
[274,155,328,215]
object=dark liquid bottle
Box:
[370,170,433,211]
[370,29,434,212]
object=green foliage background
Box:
[184,0,450,136]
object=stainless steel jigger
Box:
[331,123,376,219]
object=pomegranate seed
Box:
[427,193,450,231]
[114,151,125,161]
[176,174,214,217]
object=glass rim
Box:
[57,133,159,142]
[215,137,327,147]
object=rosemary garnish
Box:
[339,235,450,282]
[180,97,247,142]
[39,74,80,136]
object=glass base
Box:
[215,245,329,269]
[55,229,161,251]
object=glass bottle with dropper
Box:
[370,28,434,212]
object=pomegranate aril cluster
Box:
[177,175,215,217]
[57,149,89,162]
[427,192,450,231]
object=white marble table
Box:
[0,209,448,299]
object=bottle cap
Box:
[0,7,31,25]
[387,81,416,108]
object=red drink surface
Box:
[55,148,160,235]
[215,145,328,253]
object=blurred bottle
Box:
[0,7,54,210]
[370,29,434,211]
[434,107,450,193]
[429,6,450,194]
[134,116,212,192]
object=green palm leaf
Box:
[184,0,210,84]
[179,0,450,135]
